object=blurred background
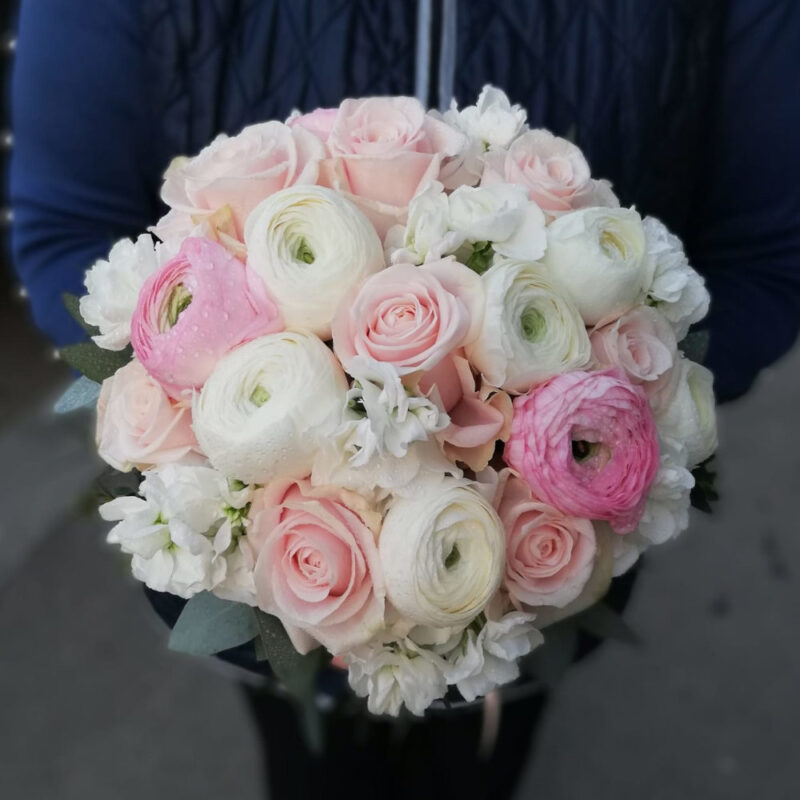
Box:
[1,3,799,799]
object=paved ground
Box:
[0,292,798,800]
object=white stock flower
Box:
[79,235,161,350]
[448,184,547,262]
[444,85,528,150]
[644,216,710,339]
[100,464,255,601]
[344,638,448,716]
[466,261,591,393]
[384,182,457,265]
[244,185,384,338]
[542,207,652,325]
[437,611,544,702]
[656,356,718,468]
[193,331,348,483]
[312,427,459,502]
[343,357,449,466]
[612,441,695,576]
[378,479,505,626]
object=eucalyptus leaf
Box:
[253,610,326,697]
[54,376,101,414]
[254,610,328,753]
[60,341,132,383]
[62,292,100,337]
[679,329,711,364]
[168,593,258,656]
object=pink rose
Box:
[319,97,466,235]
[96,359,201,472]
[418,352,512,471]
[590,306,679,415]
[505,369,660,534]
[482,129,618,216]
[493,469,596,608]
[287,107,338,142]
[156,121,325,238]
[248,479,385,655]
[131,237,283,399]
[332,259,482,376]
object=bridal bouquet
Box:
[60,87,717,719]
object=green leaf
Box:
[253,610,328,754]
[253,610,326,696]
[59,341,132,382]
[168,593,258,656]
[54,376,101,414]
[691,456,719,513]
[62,292,100,337]
[576,601,641,646]
[465,241,495,275]
[680,329,711,364]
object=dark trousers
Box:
[243,685,547,799]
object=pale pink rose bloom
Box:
[493,469,596,609]
[590,305,679,415]
[418,352,512,471]
[156,121,325,238]
[332,259,482,376]
[319,97,466,235]
[505,369,660,534]
[482,129,618,216]
[287,107,338,142]
[131,237,283,399]
[247,479,385,655]
[96,359,201,472]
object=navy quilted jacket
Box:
[9,0,800,401]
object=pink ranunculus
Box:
[418,352,512,471]
[505,369,660,534]
[247,479,385,655]
[493,469,597,608]
[319,97,466,235]
[130,237,283,399]
[590,305,679,415]
[481,129,618,216]
[332,259,483,376]
[156,121,325,239]
[96,359,202,472]
[287,107,338,142]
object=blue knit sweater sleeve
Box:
[9,0,162,346]
[688,0,800,401]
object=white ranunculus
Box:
[344,638,448,716]
[193,331,348,483]
[379,479,505,626]
[443,85,528,150]
[542,207,652,325]
[244,185,384,338]
[643,216,710,339]
[438,611,544,702]
[448,184,547,263]
[343,357,449,466]
[466,261,591,393]
[79,235,161,350]
[656,356,718,468]
[100,464,255,600]
[384,182,458,265]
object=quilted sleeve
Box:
[687,0,800,402]
[9,0,163,346]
